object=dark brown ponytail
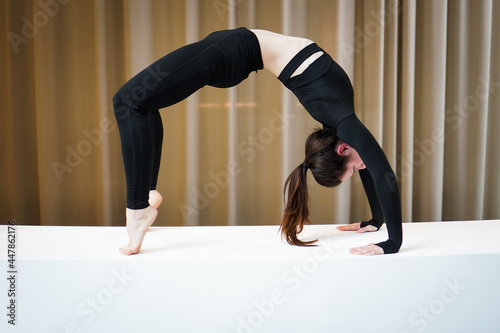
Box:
[280,163,314,246]
[280,128,348,246]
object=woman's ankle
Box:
[149,190,163,209]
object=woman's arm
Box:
[336,114,403,254]
[359,168,384,229]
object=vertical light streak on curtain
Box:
[443,0,468,220]
[359,0,385,147]
[379,0,399,216]
[95,0,112,226]
[472,1,493,218]
[382,0,398,174]
[400,0,416,222]
[248,0,256,24]
[0,2,12,221]
[102,0,128,226]
[1,1,41,225]
[125,0,154,76]
[228,0,237,225]
[33,4,60,225]
[483,0,500,219]
[462,0,492,218]
[413,0,447,222]
[443,0,493,220]
[185,0,200,226]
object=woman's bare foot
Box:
[119,206,158,255]
[149,190,163,209]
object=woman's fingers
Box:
[349,243,384,256]
[337,223,377,233]
[337,224,382,255]
[336,222,361,231]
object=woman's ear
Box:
[336,143,350,156]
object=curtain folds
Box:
[1,0,499,227]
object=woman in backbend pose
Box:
[113,27,402,256]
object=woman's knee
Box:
[112,83,148,120]
[112,87,130,120]
[116,73,161,115]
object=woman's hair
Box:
[280,128,348,246]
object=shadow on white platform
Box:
[1,220,499,333]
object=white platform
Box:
[1,220,500,333]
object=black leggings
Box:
[113,27,263,209]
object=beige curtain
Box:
[1,0,499,227]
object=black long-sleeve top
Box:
[278,44,402,254]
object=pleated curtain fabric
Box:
[1,0,499,227]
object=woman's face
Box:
[337,143,366,181]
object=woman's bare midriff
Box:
[250,29,324,78]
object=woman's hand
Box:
[349,243,384,256]
[337,223,383,255]
[336,222,378,233]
